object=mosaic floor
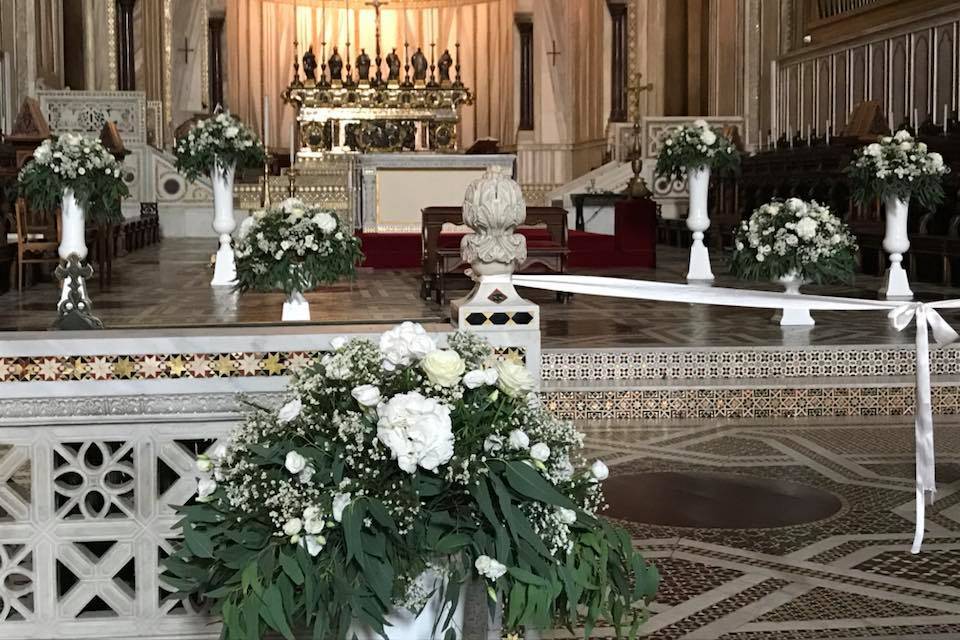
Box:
[3,239,960,348]
[562,416,960,639]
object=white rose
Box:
[299,465,315,484]
[496,360,535,397]
[483,435,504,453]
[530,442,551,462]
[795,216,818,241]
[283,518,303,536]
[277,398,302,424]
[238,215,256,239]
[352,385,382,408]
[376,391,454,473]
[312,212,338,234]
[700,130,717,146]
[556,507,577,525]
[899,141,913,151]
[865,143,882,157]
[303,506,325,534]
[196,478,217,500]
[590,460,609,481]
[929,152,944,169]
[475,555,507,580]
[421,350,465,387]
[507,429,530,450]
[284,450,308,474]
[463,368,498,389]
[332,492,352,522]
[379,322,437,371]
[894,129,912,142]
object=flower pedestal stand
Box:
[879,195,914,300]
[685,166,715,282]
[348,571,467,640]
[772,274,814,326]
[53,188,102,330]
[281,291,311,321]
[210,164,238,287]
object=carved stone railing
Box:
[0,321,539,639]
[38,90,148,145]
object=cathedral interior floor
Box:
[3,238,960,349]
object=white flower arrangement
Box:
[173,111,266,181]
[17,133,129,223]
[168,324,658,639]
[731,198,858,284]
[847,129,951,210]
[654,119,740,180]
[233,198,363,295]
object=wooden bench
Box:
[422,206,570,304]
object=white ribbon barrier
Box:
[513,274,960,554]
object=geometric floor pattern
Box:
[546,416,960,639]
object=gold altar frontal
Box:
[284,81,473,154]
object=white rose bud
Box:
[284,450,308,474]
[196,478,217,501]
[277,398,302,424]
[590,460,609,482]
[529,442,551,462]
[508,429,530,450]
[420,349,466,387]
[351,384,381,408]
[496,360,535,397]
[283,518,303,536]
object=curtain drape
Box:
[226,0,516,152]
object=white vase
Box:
[281,291,311,321]
[685,165,714,282]
[879,194,914,300]
[210,163,238,287]
[348,571,466,640]
[773,272,814,326]
[58,188,88,303]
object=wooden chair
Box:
[14,198,60,291]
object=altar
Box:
[356,152,514,232]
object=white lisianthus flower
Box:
[376,391,454,473]
[463,368,498,389]
[483,435,505,453]
[312,212,338,234]
[590,460,609,482]
[303,507,326,534]
[379,322,437,371]
[496,359,535,397]
[352,384,381,408]
[475,555,507,580]
[298,465,315,484]
[530,442,551,462]
[507,429,530,450]
[196,455,213,473]
[277,398,303,424]
[303,534,326,556]
[284,450,308,474]
[332,492,352,522]
[209,443,228,463]
[865,143,882,157]
[420,349,465,387]
[556,507,577,525]
[283,518,303,536]
[700,129,717,146]
[196,478,217,501]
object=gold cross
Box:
[364,0,389,12]
[627,74,654,117]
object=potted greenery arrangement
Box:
[846,129,950,299]
[17,133,129,325]
[731,198,858,326]
[233,197,363,321]
[175,111,266,287]
[166,323,658,639]
[655,119,740,282]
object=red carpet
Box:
[357,200,656,270]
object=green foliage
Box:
[846,130,950,211]
[16,134,129,224]
[174,111,266,182]
[654,120,741,181]
[164,327,658,639]
[730,198,858,285]
[233,198,363,295]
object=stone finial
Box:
[461,166,527,276]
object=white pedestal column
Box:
[210,163,238,287]
[281,291,311,321]
[58,188,88,303]
[685,166,715,282]
[879,195,914,300]
[774,274,814,326]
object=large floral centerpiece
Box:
[233,198,363,320]
[731,198,858,326]
[174,111,267,287]
[166,323,658,639]
[655,120,741,282]
[17,133,128,224]
[846,129,950,299]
